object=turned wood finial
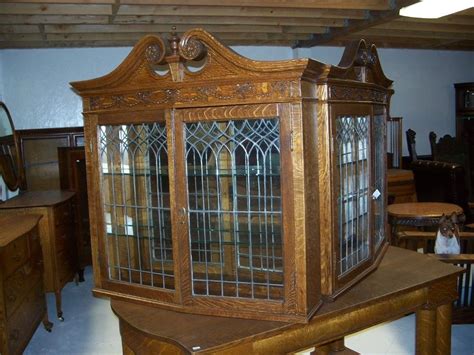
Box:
[168,26,180,57]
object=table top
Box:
[111,247,462,353]
[0,214,42,247]
[387,202,463,218]
[0,190,75,209]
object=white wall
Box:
[1,47,132,129]
[1,44,473,155]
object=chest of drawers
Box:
[0,190,77,320]
[0,214,52,355]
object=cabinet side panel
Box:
[316,85,334,297]
[302,98,321,310]
[83,113,103,289]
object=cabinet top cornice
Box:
[70,28,392,97]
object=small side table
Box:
[387,202,465,245]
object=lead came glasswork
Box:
[373,114,387,250]
[184,118,283,300]
[336,116,370,276]
[99,123,174,289]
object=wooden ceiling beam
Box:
[43,24,296,34]
[0,38,299,49]
[376,21,474,33]
[43,31,311,41]
[117,0,391,10]
[113,15,346,27]
[0,3,113,15]
[2,0,115,3]
[395,15,474,26]
[1,0,390,9]
[0,33,43,41]
[355,29,474,40]
[116,5,367,19]
[293,0,419,48]
[0,25,41,33]
[0,15,110,24]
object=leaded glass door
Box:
[97,116,174,291]
[175,106,286,302]
[333,105,386,281]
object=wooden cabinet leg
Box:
[435,303,452,355]
[55,290,64,321]
[416,309,436,355]
[42,313,53,332]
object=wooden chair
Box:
[405,129,474,227]
[406,128,419,162]
[429,131,472,200]
[397,230,474,324]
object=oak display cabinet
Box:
[72,29,393,323]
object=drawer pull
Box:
[7,293,16,303]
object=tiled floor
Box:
[26,267,474,355]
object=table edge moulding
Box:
[71,28,394,323]
[0,189,78,321]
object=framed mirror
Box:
[0,102,24,192]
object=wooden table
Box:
[387,202,464,245]
[111,247,461,355]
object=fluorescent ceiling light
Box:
[399,0,473,19]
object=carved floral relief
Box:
[89,81,296,111]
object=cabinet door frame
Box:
[328,103,387,293]
[173,102,298,317]
[92,110,179,305]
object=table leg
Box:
[416,308,436,355]
[435,303,452,355]
[312,338,359,355]
[416,303,452,355]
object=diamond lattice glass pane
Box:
[185,118,283,300]
[373,114,386,250]
[99,123,174,290]
[336,116,370,276]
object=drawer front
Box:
[5,259,43,318]
[54,201,73,227]
[56,249,75,287]
[55,223,73,253]
[28,227,42,257]
[7,281,46,355]
[1,236,28,276]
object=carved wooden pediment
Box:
[325,39,393,88]
[71,29,393,112]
